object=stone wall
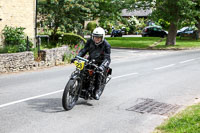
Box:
[0,0,36,46]
[0,52,35,73]
[40,46,70,67]
[0,46,70,74]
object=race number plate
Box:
[74,60,85,70]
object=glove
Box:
[71,58,76,63]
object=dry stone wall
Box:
[40,46,69,67]
[0,52,35,73]
[0,46,70,74]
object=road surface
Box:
[0,49,200,133]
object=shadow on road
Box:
[26,98,64,113]
[26,98,94,113]
[76,100,93,106]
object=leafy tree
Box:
[151,0,196,45]
[126,0,199,45]
[93,0,126,25]
[38,0,98,39]
[193,0,200,39]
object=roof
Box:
[121,9,152,17]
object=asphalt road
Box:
[0,49,200,133]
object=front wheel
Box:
[62,78,81,111]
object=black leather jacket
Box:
[78,38,111,68]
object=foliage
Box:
[99,20,115,34]
[86,21,97,33]
[55,32,86,46]
[39,32,86,49]
[2,26,25,46]
[38,0,98,38]
[95,0,126,25]
[125,16,147,34]
[64,44,84,63]
[156,19,170,30]
[83,30,91,35]
[126,0,200,45]
[38,0,127,37]
[2,26,29,53]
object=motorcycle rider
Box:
[72,27,111,100]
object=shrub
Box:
[63,44,84,63]
[86,22,97,32]
[2,26,28,52]
[55,32,86,46]
[38,32,86,49]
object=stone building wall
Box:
[0,0,36,46]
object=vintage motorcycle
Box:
[62,56,112,111]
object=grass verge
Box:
[106,37,162,49]
[154,103,200,133]
[106,37,200,50]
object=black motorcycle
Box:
[62,56,112,111]
[111,29,123,37]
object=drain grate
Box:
[127,98,181,115]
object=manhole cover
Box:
[127,98,181,115]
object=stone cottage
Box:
[0,0,36,46]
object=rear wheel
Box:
[62,78,81,111]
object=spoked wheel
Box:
[62,78,81,111]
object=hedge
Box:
[54,32,87,45]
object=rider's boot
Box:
[93,86,101,100]
[93,74,103,100]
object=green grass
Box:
[155,38,200,49]
[106,37,162,49]
[106,37,200,50]
[155,103,200,133]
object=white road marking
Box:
[179,59,196,64]
[0,73,139,108]
[112,73,139,79]
[0,90,63,108]
[154,64,175,70]
[1,56,199,108]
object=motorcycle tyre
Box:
[62,78,81,111]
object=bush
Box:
[99,21,115,34]
[63,44,84,63]
[38,32,87,49]
[55,32,86,46]
[86,22,97,32]
[2,26,28,52]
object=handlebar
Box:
[75,56,104,76]
[75,56,89,62]
[75,56,103,75]
[75,56,98,67]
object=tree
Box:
[193,0,200,39]
[126,0,199,45]
[38,0,98,39]
[151,0,197,45]
[93,0,126,25]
